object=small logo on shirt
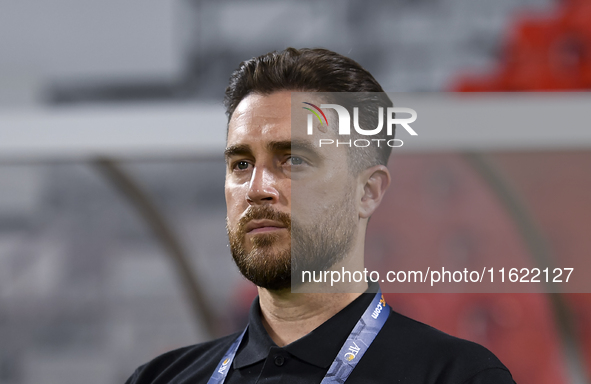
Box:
[344,342,361,361]
[218,358,230,374]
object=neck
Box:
[257,226,369,346]
[257,282,367,347]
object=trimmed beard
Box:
[227,192,357,291]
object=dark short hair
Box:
[224,47,394,173]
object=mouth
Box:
[245,219,288,234]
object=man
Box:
[126,48,515,383]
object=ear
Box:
[357,165,391,219]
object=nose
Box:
[246,166,279,204]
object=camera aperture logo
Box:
[302,102,329,127]
[302,102,417,148]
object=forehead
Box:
[227,91,335,146]
[227,92,292,144]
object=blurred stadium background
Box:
[1,0,591,383]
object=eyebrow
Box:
[224,144,251,159]
[224,139,324,160]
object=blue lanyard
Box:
[207,289,390,384]
[206,327,247,384]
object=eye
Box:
[233,160,250,171]
[289,156,304,166]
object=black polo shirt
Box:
[126,284,515,383]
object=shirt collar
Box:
[233,282,380,369]
[233,296,276,368]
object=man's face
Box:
[225,91,359,291]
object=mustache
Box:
[237,205,291,233]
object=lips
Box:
[245,219,287,234]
